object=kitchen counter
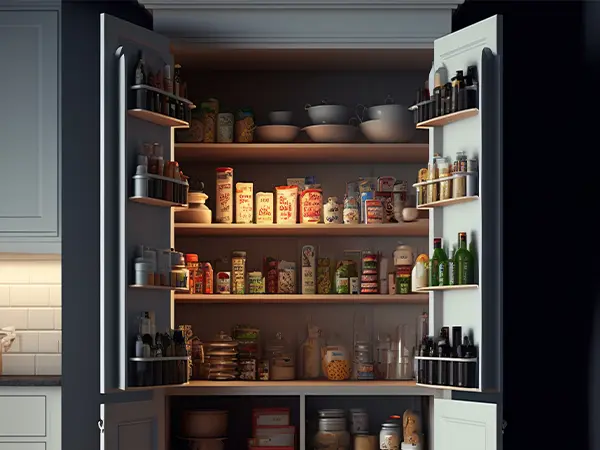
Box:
[0,375,61,386]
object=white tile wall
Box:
[0,257,61,375]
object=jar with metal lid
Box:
[379,418,401,450]
[265,332,295,381]
[314,410,351,450]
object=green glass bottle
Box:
[430,237,447,286]
[455,232,474,284]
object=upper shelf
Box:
[128,109,190,128]
[416,108,479,129]
[175,221,429,237]
[174,143,429,164]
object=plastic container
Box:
[322,334,351,381]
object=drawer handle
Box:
[98,419,104,433]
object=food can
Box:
[216,167,233,224]
[350,277,359,294]
[235,182,254,224]
[360,191,374,224]
[365,199,383,224]
[275,186,298,224]
[300,189,323,223]
[248,271,264,294]
[256,192,274,224]
[216,271,231,294]
[217,112,234,143]
[374,192,393,223]
[301,245,316,295]
[395,266,412,294]
[203,262,213,294]
[231,251,247,294]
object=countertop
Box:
[0,375,62,387]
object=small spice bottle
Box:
[185,254,201,294]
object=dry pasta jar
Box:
[235,108,255,143]
[321,334,351,381]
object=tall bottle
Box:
[455,232,474,284]
[437,243,450,286]
[134,52,147,109]
[429,237,447,287]
[448,245,457,286]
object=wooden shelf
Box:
[128,109,190,128]
[174,221,429,237]
[416,108,479,129]
[416,284,478,292]
[175,143,429,164]
[165,380,434,396]
[129,196,187,208]
[129,284,189,293]
[416,383,480,392]
[175,293,429,304]
[417,196,479,210]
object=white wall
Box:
[0,255,61,375]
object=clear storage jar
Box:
[314,410,351,450]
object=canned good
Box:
[365,199,383,224]
[258,359,270,380]
[216,167,234,224]
[231,251,247,294]
[217,112,234,143]
[216,271,230,294]
[203,262,213,294]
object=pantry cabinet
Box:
[96,10,503,450]
[0,9,60,254]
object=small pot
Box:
[181,410,228,438]
[305,101,350,125]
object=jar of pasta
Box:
[235,108,255,143]
[322,335,351,381]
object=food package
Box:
[321,343,351,381]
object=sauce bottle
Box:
[451,70,465,112]
[465,65,479,109]
[437,327,450,385]
[443,82,452,115]
[433,65,447,118]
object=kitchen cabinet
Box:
[0,387,61,450]
[0,9,60,254]
[96,11,502,450]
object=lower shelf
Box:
[416,284,478,292]
[165,380,435,396]
[416,383,480,392]
[174,294,428,304]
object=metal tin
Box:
[248,271,264,294]
[377,176,396,192]
[256,192,274,224]
[231,251,246,294]
[216,271,231,294]
[365,200,383,224]
[235,182,254,224]
[300,189,323,223]
[217,112,234,143]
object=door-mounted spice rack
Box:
[413,174,478,209]
[129,83,196,128]
[131,171,189,207]
[128,356,191,387]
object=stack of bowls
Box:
[255,111,300,143]
[180,410,228,450]
[357,98,415,143]
[303,101,360,143]
[203,331,239,381]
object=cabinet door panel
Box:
[0,11,59,238]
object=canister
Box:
[200,99,219,143]
[275,186,298,224]
[365,200,383,224]
[380,421,401,450]
[216,271,231,294]
[231,251,247,294]
[256,192,274,224]
[300,188,322,223]
[349,409,369,434]
[248,271,264,294]
[235,182,254,224]
[216,167,233,224]
[217,112,234,143]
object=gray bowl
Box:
[305,104,349,125]
[268,110,293,125]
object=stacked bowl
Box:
[357,98,415,143]
[254,111,300,143]
[203,331,239,381]
[303,101,360,143]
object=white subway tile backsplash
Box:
[35,354,61,375]
[0,258,61,375]
[38,331,61,353]
[0,307,28,329]
[49,285,61,306]
[28,308,55,330]
[2,354,36,375]
[10,285,50,307]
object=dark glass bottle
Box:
[451,70,465,112]
[417,338,429,383]
[450,326,462,386]
[455,232,475,285]
[437,327,450,385]
[457,336,477,388]
[426,338,437,385]
[134,52,147,110]
[465,65,479,109]
[443,82,452,115]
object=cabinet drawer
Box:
[0,396,46,436]
[0,444,45,450]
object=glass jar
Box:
[379,420,401,450]
[265,332,295,381]
[314,410,351,450]
[299,324,324,380]
[322,334,351,381]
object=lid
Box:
[216,167,233,173]
[185,254,199,263]
[188,192,208,203]
[382,423,401,429]
[232,251,247,258]
[318,409,345,418]
[276,185,298,191]
[349,408,367,414]
[318,417,347,431]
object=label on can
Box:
[256,192,274,224]
[194,267,204,294]
[300,189,322,223]
[235,182,254,224]
[395,266,412,294]
[374,192,393,223]
[248,272,264,294]
[216,271,231,294]
[231,255,246,294]
[276,186,298,224]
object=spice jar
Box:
[185,254,201,294]
[314,410,351,450]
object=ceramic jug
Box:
[323,197,342,224]
[343,195,359,224]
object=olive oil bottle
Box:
[430,237,448,287]
[455,232,474,284]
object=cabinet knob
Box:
[98,419,104,433]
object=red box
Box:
[252,408,290,435]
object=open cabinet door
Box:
[433,398,497,450]
[99,13,174,450]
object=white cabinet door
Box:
[433,398,498,450]
[428,15,503,392]
[0,11,60,253]
[100,13,173,449]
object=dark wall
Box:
[62,2,151,450]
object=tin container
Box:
[256,192,274,224]
[300,189,322,224]
[231,251,247,294]
[377,176,396,192]
[374,192,393,223]
[216,167,233,224]
[235,182,254,224]
[278,261,296,294]
[301,245,316,295]
[275,186,298,224]
[217,112,234,143]
[365,200,383,224]
[216,271,231,293]
[248,271,264,294]
[349,409,369,434]
[203,262,213,294]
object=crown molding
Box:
[140,0,462,9]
